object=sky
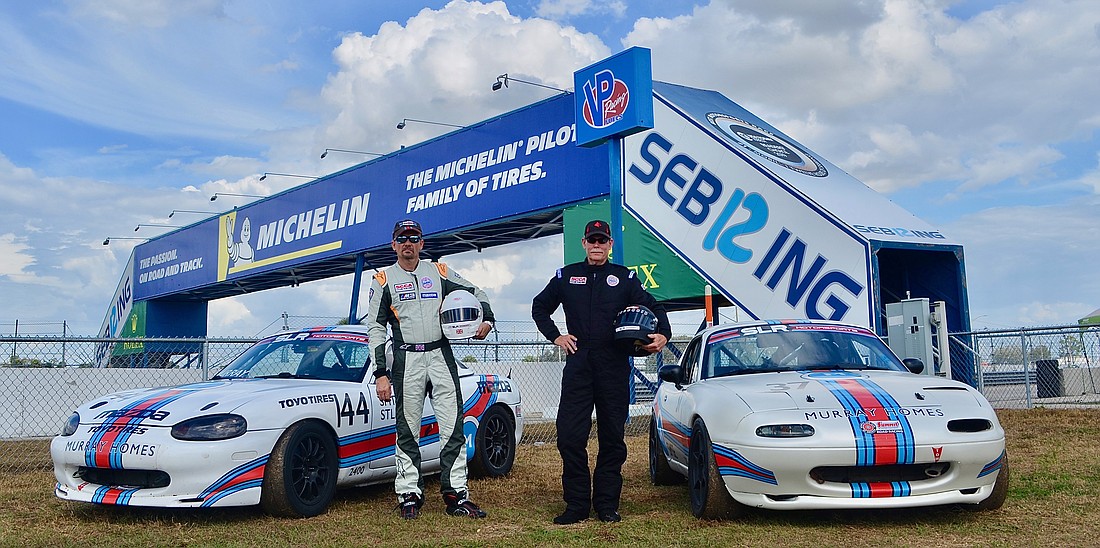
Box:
[0,0,1097,337]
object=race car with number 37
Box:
[51,325,522,517]
[650,320,1007,519]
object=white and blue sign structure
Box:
[573,46,654,147]
[621,82,968,380]
[129,96,608,303]
[101,66,972,382]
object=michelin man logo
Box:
[226,216,255,270]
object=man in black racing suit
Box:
[531,219,671,524]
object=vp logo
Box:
[581,69,629,129]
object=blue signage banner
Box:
[573,46,654,147]
[131,95,609,300]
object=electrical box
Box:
[886,298,935,375]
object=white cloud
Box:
[66,0,226,28]
[0,234,36,281]
[536,0,626,19]
[316,0,608,154]
[2,0,1099,336]
[947,197,1100,326]
[624,0,1100,195]
[208,298,256,333]
[1074,153,1100,195]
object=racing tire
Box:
[260,421,338,518]
[967,452,1010,512]
[688,418,742,520]
[650,416,682,485]
[468,405,516,478]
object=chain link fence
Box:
[0,320,696,473]
[7,321,1098,474]
[948,324,1100,408]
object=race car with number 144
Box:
[51,325,522,517]
[650,320,1007,519]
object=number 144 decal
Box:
[336,392,369,427]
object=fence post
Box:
[1022,332,1033,408]
[202,339,210,381]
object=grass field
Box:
[2,408,1098,547]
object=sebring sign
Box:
[623,86,872,326]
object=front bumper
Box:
[51,428,281,508]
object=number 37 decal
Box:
[766,381,809,392]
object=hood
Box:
[76,379,350,426]
[709,370,988,414]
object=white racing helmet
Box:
[440,289,483,340]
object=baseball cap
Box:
[584,220,611,240]
[392,219,423,238]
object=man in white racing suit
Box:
[365,219,495,520]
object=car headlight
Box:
[171,414,247,441]
[60,412,80,436]
[756,424,815,438]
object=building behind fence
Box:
[4,321,1100,473]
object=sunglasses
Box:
[394,235,422,244]
[585,236,609,244]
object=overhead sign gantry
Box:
[98,48,973,381]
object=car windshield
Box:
[212,333,372,382]
[701,325,906,379]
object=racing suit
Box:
[531,261,671,517]
[365,260,495,498]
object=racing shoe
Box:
[597,510,622,523]
[396,492,423,520]
[443,491,487,518]
[553,509,589,525]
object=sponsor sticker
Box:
[394,282,415,292]
[860,420,903,434]
[420,276,434,289]
[420,292,438,299]
[569,276,587,285]
[398,292,416,301]
[606,274,619,286]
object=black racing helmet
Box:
[613,305,658,356]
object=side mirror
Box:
[903,358,925,375]
[658,364,684,389]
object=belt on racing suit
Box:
[396,339,448,352]
[575,338,614,349]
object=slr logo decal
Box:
[581,70,629,129]
[707,113,827,177]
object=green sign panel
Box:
[563,199,710,304]
[112,300,146,356]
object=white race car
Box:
[650,320,1007,519]
[51,326,522,517]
